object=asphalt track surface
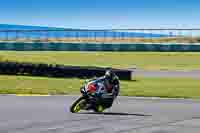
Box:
[135,69,200,78]
[0,96,200,133]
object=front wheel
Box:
[70,96,86,113]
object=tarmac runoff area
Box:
[135,69,200,78]
[0,95,200,133]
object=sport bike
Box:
[70,79,110,113]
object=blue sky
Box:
[0,0,199,29]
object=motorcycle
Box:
[70,79,109,113]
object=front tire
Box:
[70,96,85,113]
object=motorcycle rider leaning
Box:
[90,69,120,110]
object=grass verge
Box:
[0,51,200,71]
[0,75,200,99]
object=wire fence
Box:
[0,29,200,44]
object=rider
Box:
[91,69,120,110]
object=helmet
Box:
[105,69,115,83]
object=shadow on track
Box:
[78,112,152,116]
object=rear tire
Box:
[70,96,85,113]
[94,104,105,113]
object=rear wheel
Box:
[70,96,86,113]
[94,104,105,113]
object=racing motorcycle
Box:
[70,79,109,113]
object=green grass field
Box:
[0,51,200,70]
[1,51,200,98]
[0,75,200,98]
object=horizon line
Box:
[1,24,200,31]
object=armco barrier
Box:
[0,42,200,51]
[0,61,133,80]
